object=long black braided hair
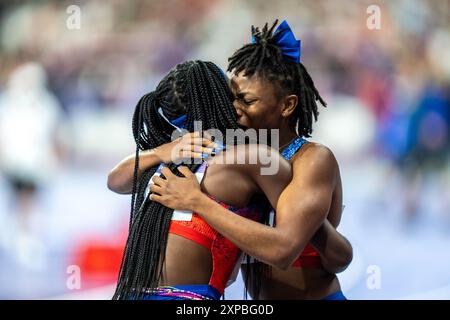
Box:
[227,20,327,299]
[113,60,241,299]
[227,19,327,138]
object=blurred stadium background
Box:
[0,0,449,299]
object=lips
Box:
[237,117,249,129]
[237,122,249,130]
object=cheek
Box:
[247,104,279,128]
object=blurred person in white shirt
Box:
[0,62,63,269]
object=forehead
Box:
[230,72,268,94]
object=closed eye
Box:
[236,93,256,106]
[242,99,256,105]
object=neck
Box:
[277,125,298,150]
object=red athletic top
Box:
[269,211,322,268]
[292,244,322,268]
[169,201,322,296]
[169,198,261,295]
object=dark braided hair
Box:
[113,60,241,299]
[227,19,327,138]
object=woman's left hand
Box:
[149,166,202,211]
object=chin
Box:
[237,122,249,130]
[237,118,249,129]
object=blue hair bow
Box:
[252,20,301,63]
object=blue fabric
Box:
[142,284,221,300]
[252,20,301,63]
[322,290,347,300]
[218,67,228,81]
[169,114,187,128]
[280,136,307,161]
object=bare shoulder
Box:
[291,142,339,182]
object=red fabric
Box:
[169,213,215,250]
[209,204,261,294]
[292,244,322,268]
[168,199,261,295]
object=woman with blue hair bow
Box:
[149,20,352,300]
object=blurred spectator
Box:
[0,62,64,269]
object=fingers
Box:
[181,132,219,149]
[199,138,218,149]
[177,142,218,160]
[181,131,202,142]
[160,166,175,178]
[183,138,217,151]
[180,150,204,160]
[200,137,219,149]
[202,130,212,140]
[149,193,164,204]
[149,183,163,195]
[202,131,223,150]
[188,144,215,154]
[173,132,222,163]
[158,165,193,179]
[151,175,166,186]
[177,166,194,177]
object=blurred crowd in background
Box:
[0,0,449,299]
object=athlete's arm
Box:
[107,132,215,194]
[310,219,353,273]
[107,149,161,194]
[152,143,352,272]
[150,145,333,270]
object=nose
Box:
[233,100,243,117]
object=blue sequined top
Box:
[280,136,308,161]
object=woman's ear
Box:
[281,94,298,118]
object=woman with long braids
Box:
[111,60,294,300]
[148,20,353,300]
